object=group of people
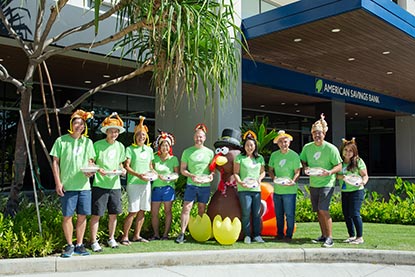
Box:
[50,110,368,258]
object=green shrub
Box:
[0,195,61,258]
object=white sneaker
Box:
[253,236,265,243]
[107,238,119,248]
[91,241,102,252]
[244,236,251,244]
[350,237,364,244]
[343,237,356,243]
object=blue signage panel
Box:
[242,59,415,114]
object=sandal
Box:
[149,236,160,241]
[161,236,169,240]
[132,237,149,243]
[119,240,131,246]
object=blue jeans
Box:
[341,190,364,237]
[273,193,296,238]
[238,191,262,237]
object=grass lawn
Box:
[91,222,415,255]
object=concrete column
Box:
[396,115,415,175]
[315,100,345,146]
[155,88,242,159]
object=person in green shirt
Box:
[300,114,342,248]
[50,109,95,258]
[90,112,126,252]
[234,130,266,244]
[175,124,214,244]
[268,130,302,241]
[337,138,369,245]
[120,116,154,245]
[150,130,179,240]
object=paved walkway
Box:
[4,263,415,277]
[1,248,415,275]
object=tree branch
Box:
[0,64,25,93]
[0,5,33,56]
[32,0,46,54]
[38,20,151,61]
[32,61,154,120]
[33,0,69,56]
[43,0,132,50]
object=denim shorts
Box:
[152,186,175,202]
[91,187,122,216]
[183,184,211,204]
[310,186,334,212]
[60,190,91,217]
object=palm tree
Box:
[0,0,246,215]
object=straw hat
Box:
[100,112,125,134]
[68,109,94,137]
[273,130,293,143]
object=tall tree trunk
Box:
[5,64,35,217]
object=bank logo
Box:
[315,79,323,94]
[313,152,321,161]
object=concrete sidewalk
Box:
[1,248,415,275]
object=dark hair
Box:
[340,141,360,172]
[241,137,260,159]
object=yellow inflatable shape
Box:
[188,214,212,242]
[213,215,241,245]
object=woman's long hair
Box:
[241,137,260,159]
[340,138,360,172]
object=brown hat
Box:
[311,113,328,133]
[68,109,94,137]
[133,116,149,145]
[100,112,125,134]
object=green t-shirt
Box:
[181,146,214,187]
[269,149,302,195]
[49,134,95,191]
[300,141,342,188]
[338,158,366,192]
[125,144,154,185]
[152,155,179,188]
[235,154,265,192]
[93,139,126,190]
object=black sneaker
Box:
[175,233,185,244]
[74,244,90,256]
[322,237,334,248]
[311,236,326,243]
[61,244,74,258]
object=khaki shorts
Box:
[126,183,151,212]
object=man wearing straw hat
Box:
[90,112,126,252]
[268,130,302,242]
[300,114,342,248]
[50,109,95,257]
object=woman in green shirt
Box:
[233,131,265,244]
[337,138,369,245]
[150,131,179,240]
